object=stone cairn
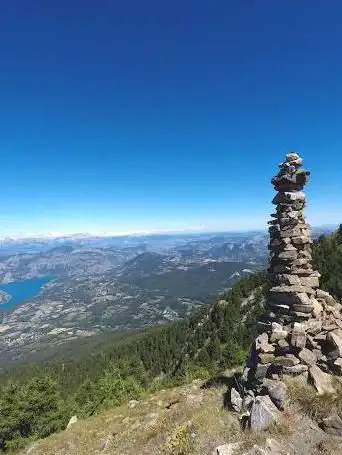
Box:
[230,152,342,430]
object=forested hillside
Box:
[0,273,265,452]
[312,224,342,299]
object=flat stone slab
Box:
[298,348,317,366]
[250,395,280,431]
[309,365,336,395]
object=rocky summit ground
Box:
[19,377,342,455]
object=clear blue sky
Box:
[1,1,341,237]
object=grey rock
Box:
[282,364,308,376]
[313,349,322,361]
[67,415,78,429]
[300,276,320,288]
[270,322,288,342]
[214,442,241,455]
[278,250,298,260]
[256,333,275,354]
[298,348,317,366]
[312,299,324,318]
[277,338,290,350]
[321,414,342,436]
[250,395,280,431]
[255,363,271,381]
[275,274,301,285]
[316,289,336,306]
[290,322,306,348]
[309,365,335,395]
[327,332,342,357]
[280,227,302,238]
[333,358,342,375]
[296,293,314,306]
[262,378,287,410]
[264,438,283,455]
[291,311,312,319]
[292,236,311,245]
[270,285,314,295]
[313,332,327,342]
[307,336,319,351]
[241,366,251,383]
[259,353,276,364]
[243,391,255,410]
[292,303,313,313]
[230,387,243,412]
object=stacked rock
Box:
[230,152,342,431]
[267,152,318,322]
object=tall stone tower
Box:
[267,152,319,322]
[231,152,342,430]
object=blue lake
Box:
[0,276,53,310]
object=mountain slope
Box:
[0,273,266,452]
[1,226,341,453]
[19,378,342,455]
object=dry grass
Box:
[313,438,342,455]
[268,411,300,437]
[18,380,241,455]
[18,376,342,455]
[286,376,342,422]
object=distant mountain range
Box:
[0,226,335,366]
[0,226,335,255]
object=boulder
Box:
[298,348,317,366]
[273,355,299,367]
[282,364,308,376]
[321,414,342,436]
[313,351,323,363]
[327,332,342,357]
[290,322,306,348]
[306,319,323,335]
[262,379,287,410]
[249,395,280,431]
[255,363,271,381]
[230,387,243,412]
[309,365,335,395]
[270,322,288,342]
[259,354,275,364]
[256,333,275,354]
[243,391,255,410]
[67,415,78,429]
[214,442,241,455]
[306,334,319,349]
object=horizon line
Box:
[0,224,337,242]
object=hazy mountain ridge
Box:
[0,228,334,366]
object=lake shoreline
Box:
[0,276,53,312]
